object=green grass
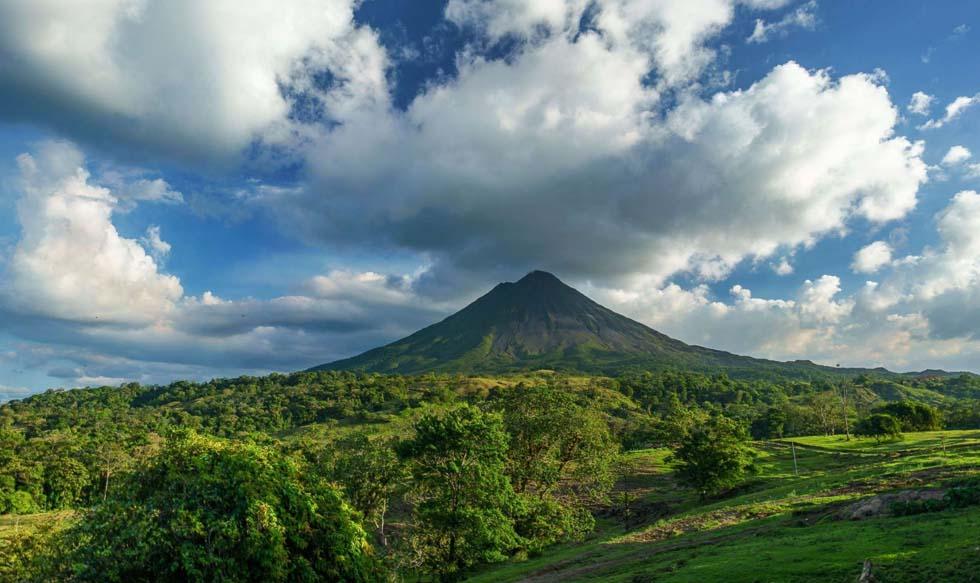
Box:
[467,430,980,582]
[785,429,980,454]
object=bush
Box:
[45,430,382,582]
[855,413,902,443]
[669,415,757,499]
[872,401,942,432]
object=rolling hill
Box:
[313,270,890,379]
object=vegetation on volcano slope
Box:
[3,370,980,580]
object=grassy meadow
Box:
[466,430,980,582]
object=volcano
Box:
[313,271,870,378]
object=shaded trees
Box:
[855,413,903,443]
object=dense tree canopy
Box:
[398,405,521,580]
[47,430,380,582]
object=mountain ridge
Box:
[312,271,946,379]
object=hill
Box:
[314,271,890,379]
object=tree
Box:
[43,457,89,510]
[331,432,405,547]
[855,413,903,443]
[498,384,618,549]
[751,406,786,439]
[398,405,521,580]
[670,415,757,499]
[873,401,942,432]
[500,384,618,500]
[47,430,381,582]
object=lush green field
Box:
[467,431,980,582]
[785,429,980,453]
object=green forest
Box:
[4,369,980,581]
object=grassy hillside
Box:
[467,431,980,582]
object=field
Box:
[468,430,980,582]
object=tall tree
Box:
[498,384,618,550]
[398,405,520,581]
[331,432,405,547]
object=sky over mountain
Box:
[1,0,979,395]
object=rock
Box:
[841,489,946,520]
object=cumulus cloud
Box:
[772,257,794,276]
[289,59,925,290]
[0,142,449,387]
[942,145,972,166]
[919,94,980,130]
[4,141,183,324]
[0,0,388,162]
[746,0,818,44]
[907,91,934,116]
[446,0,774,88]
[851,241,893,274]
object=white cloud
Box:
[851,241,893,274]
[919,94,980,130]
[746,0,818,44]
[0,0,389,162]
[773,257,794,275]
[291,59,925,290]
[0,141,451,390]
[4,141,183,325]
[100,172,184,206]
[907,91,934,116]
[942,145,972,166]
[446,0,789,89]
[141,225,172,261]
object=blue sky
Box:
[1,0,979,398]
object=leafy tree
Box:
[670,415,757,499]
[750,406,787,439]
[331,432,405,547]
[43,457,89,509]
[500,384,618,500]
[498,384,618,549]
[47,430,381,582]
[398,405,521,580]
[872,401,942,432]
[855,413,903,443]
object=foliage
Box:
[669,414,757,498]
[855,413,903,443]
[872,400,942,432]
[397,405,521,580]
[330,432,405,547]
[46,430,381,582]
[497,384,618,549]
[750,406,786,439]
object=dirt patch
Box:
[617,503,781,544]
